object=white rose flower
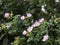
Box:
[55,0,59,2]
[34,21,40,27]
[4,13,10,18]
[27,13,32,17]
[27,26,33,32]
[42,34,49,41]
[22,30,27,35]
[20,16,25,20]
[39,19,43,23]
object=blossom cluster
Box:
[22,17,49,41]
[22,18,44,35]
[4,12,49,42]
[20,13,32,20]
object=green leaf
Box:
[2,38,8,45]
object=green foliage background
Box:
[0,0,60,45]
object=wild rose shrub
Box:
[0,0,60,45]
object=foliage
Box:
[0,0,60,45]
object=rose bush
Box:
[0,0,60,45]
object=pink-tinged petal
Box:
[22,30,27,35]
[34,21,40,27]
[4,13,10,18]
[55,0,59,2]
[27,13,32,17]
[27,26,33,32]
[20,16,25,20]
[42,34,49,41]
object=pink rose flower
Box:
[20,16,25,20]
[27,13,32,17]
[42,34,49,41]
[4,13,10,18]
[22,30,27,35]
[34,21,40,27]
[27,26,33,32]
[39,18,44,22]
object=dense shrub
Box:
[0,0,60,45]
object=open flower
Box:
[27,26,33,32]
[42,34,49,41]
[55,0,59,2]
[27,13,32,17]
[39,18,44,23]
[4,13,10,18]
[39,19,43,23]
[34,21,40,27]
[31,23,36,28]
[20,16,25,20]
[41,18,44,21]
[22,30,27,35]
[32,20,41,27]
